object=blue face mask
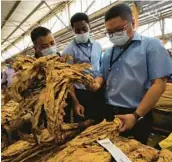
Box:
[41,46,58,56]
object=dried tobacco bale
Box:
[1,91,5,106]
[47,145,111,162]
[128,145,159,162]
[1,130,61,162]
[1,100,19,125]
[1,95,37,146]
[47,118,122,162]
[67,118,122,147]
[47,117,162,162]
[157,149,172,162]
[113,138,141,154]
[12,55,36,71]
[2,140,35,158]
[1,55,97,162]
[5,55,95,147]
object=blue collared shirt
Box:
[62,39,102,90]
[101,32,172,108]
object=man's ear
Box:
[131,18,136,30]
[88,24,91,31]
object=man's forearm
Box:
[136,78,167,117]
[69,84,79,105]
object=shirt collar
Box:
[89,38,94,44]
[131,32,142,41]
[74,38,93,46]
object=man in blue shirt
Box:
[95,4,172,144]
[62,13,104,122]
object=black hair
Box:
[105,3,132,22]
[5,58,12,64]
[31,26,51,43]
[70,12,89,27]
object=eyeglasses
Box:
[105,22,130,38]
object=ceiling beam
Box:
[2,0,172,58]
[84,0,95,14]
[17,10,172,55]
[141,1,172,15]
[44,1,68,28]
[1,1,70,54]
[139,4,172,20]
[2,0,123,54]
[1,1,21,29]
[139,12,172,26]
[1,1,45,45]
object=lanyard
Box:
[109,41,134,71]
[74,40,93,62]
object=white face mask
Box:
[75,32,90,43]
[41,46,58,56]
[109,30,130,46]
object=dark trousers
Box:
[64,89,106,123]
[105,105,153,144]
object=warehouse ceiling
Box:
[1,0,68,52]
[1,0,172,60]
[54,0,172,51]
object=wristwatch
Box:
[133,111,144,122]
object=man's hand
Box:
[59,101,67,121]
[117,114,137,132]
[88,76,104,92]
[59,56,66,62]
[60,101,67,116]
[88,82,101,92]
[74,103,85,117]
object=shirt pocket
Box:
[123,49,148,86]
[123,46,146,69]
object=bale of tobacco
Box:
[1,121,93,162]
[47,117,172,162]
[2,54,96,161]
[6,55,95,143]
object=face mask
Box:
[109,30,130,46]
[75,32,90,43]
[41,46,58,56]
